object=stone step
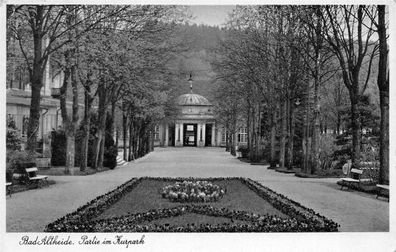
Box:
[116,156,128,166]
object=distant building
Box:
[154,90,247,148]
[6,53,84,151]
[6,56,64,148]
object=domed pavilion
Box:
[154,77,222,147]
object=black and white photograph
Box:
[2,1,395,251]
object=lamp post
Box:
[286,97,302,171]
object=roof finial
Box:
[188,72,193,94]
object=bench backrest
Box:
[26,167,38,173]
[25,167,38,178]
[350,168,363,175]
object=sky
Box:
[188,5,235,27]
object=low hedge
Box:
[45,177,338,232]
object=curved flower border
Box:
[45,177,339,232]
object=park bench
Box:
[376,184,389,200]
[25,167,49,188]
[6,182,12,197]
[339,168,370,190]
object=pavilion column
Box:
[202,123,206,147]
[180,123,184,146]
[175,123,180,146]
[164,123,169,146]
[211,124,216,146]
[197,123,202,147]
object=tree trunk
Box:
[133,124,139,159]
[26,7,45,152]
[269,108,277,168]
[92,80,107,169]
[231,111,237,156]
[302,116,308,173]
[379,90,389,184]
[128,120,134,161]
[377,5,389,184]
[62,65,79,173]
[350,90,361,167]
[310,82,321,174]
[98,129,106,168]
[80,88,93,171]
[65,135,75,171]
[27,75,43,152]
[226,130,232,153]
[254,102,261,162]
[123,107,128,161]
[115,130,119,149]
[279,99,287,169]
[110,101,116,141]
[286,99,294,170]
[151,128,155,152]
[138,128,145,157]
[246,104,251,157]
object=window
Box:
[221,128,226,142]
[238,127,247,143]
[154,125,160,140]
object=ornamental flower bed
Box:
[161,180,226,203]
[45,177,339,232]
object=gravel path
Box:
[6,147,389,232]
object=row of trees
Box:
[7,5,189,172]
[214,5,388,184]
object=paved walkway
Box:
[6,147,388,232]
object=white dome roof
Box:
[176,93,212,106]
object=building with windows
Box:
[6,57,64,149]
[6,52,84,152]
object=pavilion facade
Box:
[154,92,225,147]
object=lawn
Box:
[45,177,339,232]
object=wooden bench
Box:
[25,168,49,188]
[339,168,366,190]
[6,182,12,197]
[376,184,389,200]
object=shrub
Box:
[293,148,303,168]
[104,113,117,168]
[317,134,338,170]
[359,143,380,183]
[332,154,350,170]
[104,146,117,169]
[52,128,93,167]
[6,117,21,151]
[51,112,117,168]
[6,168,13,182]
[6,150,37,174]
[74,129,90,167]
[238,145,249,158]
[51,129,67,166]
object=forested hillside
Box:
[167,24,224,102]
